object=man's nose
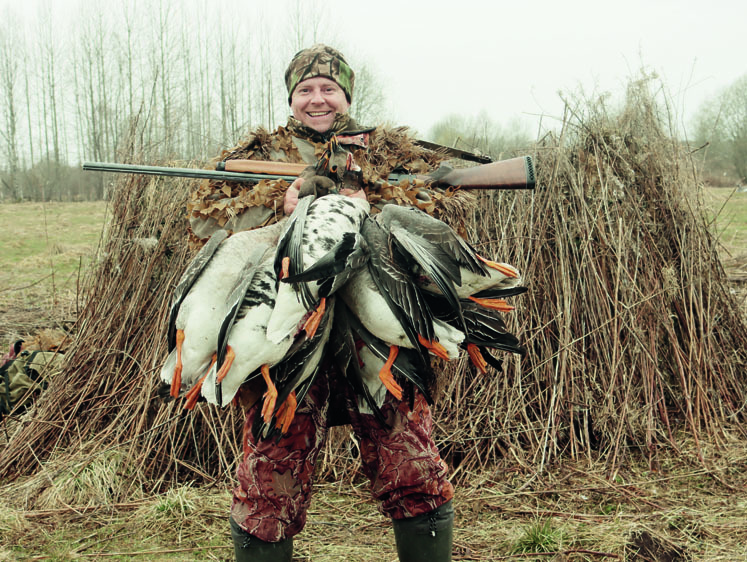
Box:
[310,89,325,103]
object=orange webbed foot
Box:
[466,343,488,374]
[417,335,450,360]
[475,255,519,278]
[215,346,236,383]
[378,346,403,400]
[260,364,278,424]
[170,329,186,398]
[468,295,515,312]
[183,354,216,410]
[274,391,298,433]
[303,298,326,339]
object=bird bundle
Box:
[161,175,526,442]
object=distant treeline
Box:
[0,0,387,202]
[2,1,744,202]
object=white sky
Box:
[5,0,746,139]
[328,0,746,137]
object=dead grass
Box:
[2,439,747,560]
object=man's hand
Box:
[284,178,303,215]
[283,178,367,215]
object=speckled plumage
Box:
[267,194,370,344]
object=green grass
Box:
[0,200,107,275]
[0,201,108,339]
[702,187,747,259]
[511,518,568,554]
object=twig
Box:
[0,273,54,293]
[494,549,620,560]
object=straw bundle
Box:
[434,81,747,474]
[1,80,745,496]
[0,173,246,494]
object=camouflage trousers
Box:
[231,367,454,542]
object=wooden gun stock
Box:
[217,160,308,176]
[432,156,535,190]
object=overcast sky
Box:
[327,0,746,136]
[5,0,746,139]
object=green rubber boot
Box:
[230,517,293,562]
[392,500,454,562]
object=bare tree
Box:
[692,75,747,184]
[428,112,533,159]
[348,63,386,126]
[0,12,21,199]
[38,9,63,171]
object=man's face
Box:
[290,77,350,133]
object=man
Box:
[192,44,459,562]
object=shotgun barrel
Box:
[82,161,298,183]
[83,155,536,190]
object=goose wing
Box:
[216,243,275,368]
[379,204,487,276]
[331,300,390,425]
[282,231,369,297]
[386,225,465,330]
[274,194,315,308]
[167,229,228,351]
[362,217,435,347]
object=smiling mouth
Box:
[307,111,331,117]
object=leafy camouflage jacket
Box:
[187,114,474,243]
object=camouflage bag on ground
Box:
[0,350,65,418]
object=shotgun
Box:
[82,155,535,190]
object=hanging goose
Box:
[332,300,434,417]
[337,219,464,403]
[424,286,527,373]
[199,247,294,411]
[252,299,336,439]
[342,215,464,352]
[375,204,522,301]
[160,221,285,401]
[266,193,371,345]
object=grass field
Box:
[1,444,747,560]
[0,201,109,340]
[0,193,746,560]
[702,187,747,253]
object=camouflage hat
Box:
[285,44,355,103]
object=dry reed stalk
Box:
[436,77,747,478]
